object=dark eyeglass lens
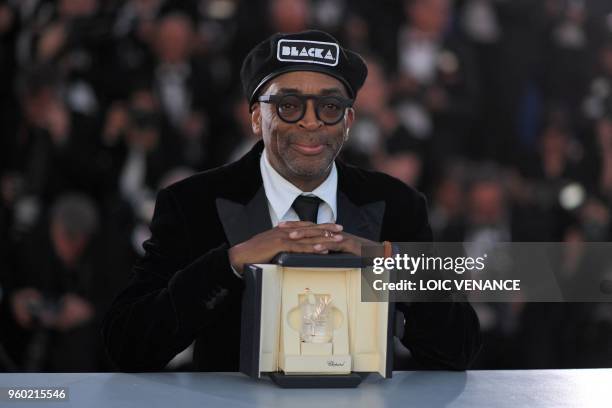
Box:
[317,97,344,123]
[277,95,304,121]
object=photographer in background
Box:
[7,193,105,371]
[101,84,181,214]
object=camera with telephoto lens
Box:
[25,297,61,326]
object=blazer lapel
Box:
[215,140,272,246]
[216,186,272,247]
[336,191,385,242]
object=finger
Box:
[278,221,315,228]
[314,239,361,254]
[287,227,340,239]
[285,241,331,254]
[300,223,343,231]
[291,234,345,244]
[287,224,343,237]
[313,242,343,252]
[315,240,362,256]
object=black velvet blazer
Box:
[102,140,481,371]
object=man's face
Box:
[155,15,193,64]
[251,71,354,184]
[407,0,450,35]
[50,221,88,266]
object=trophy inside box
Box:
[240,253,393,388]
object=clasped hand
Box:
[228,221,378,273]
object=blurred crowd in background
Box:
[1,0,612,372]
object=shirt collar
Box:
[260,149,337,221]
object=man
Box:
[9,193,103,371]
[102,30,481,372]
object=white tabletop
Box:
[0,369,610,408]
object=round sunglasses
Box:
[257,93,353,125]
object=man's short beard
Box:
[277,131,344,179]
[284,157,332,178]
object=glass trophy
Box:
[299,288,333,344]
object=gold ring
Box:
[325,231,331,238]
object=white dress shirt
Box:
[231,149,338,278]
[119,148,148,208]
[260,149,337,226]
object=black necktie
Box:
[292,195,322,224]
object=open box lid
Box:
[239,253,395,379]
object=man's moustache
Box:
[285,133,332,145]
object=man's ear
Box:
[251,103,262,136]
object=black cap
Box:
[240,30,368,105]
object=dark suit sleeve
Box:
[397,193,482,370]
[102,188,243,371]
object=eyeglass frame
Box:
[256,93,354,125]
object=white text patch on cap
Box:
[276,39,339,67]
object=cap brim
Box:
[249,64,354,104]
